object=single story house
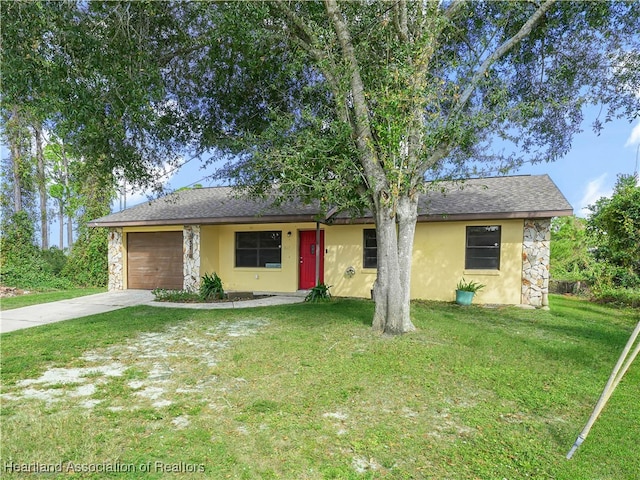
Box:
[89,174,572,307]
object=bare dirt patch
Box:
[0,286,29,298]
[1,318,269,411]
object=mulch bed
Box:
[154,294,273,303]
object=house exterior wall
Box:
[200,222,319,293]
[411,219,524,304]
[323,225,377,298]
[108,218,539,305]
[200,223,379,296]
[199,219,524,304]
[320,219,523,304]
[200,225,220,277]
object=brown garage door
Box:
[127,232,183,290]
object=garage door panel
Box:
[127,232,183,290]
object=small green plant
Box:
[456,278,485,293]
[305,283,332,303]
[200,272,225,301]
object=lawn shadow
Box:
[413,299,636,369]
[270,298,375,327]
[487,306,632,348]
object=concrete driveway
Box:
[0,290,305,334]
[0,290,154,334]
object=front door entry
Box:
[299,230,325,289]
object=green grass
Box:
[0,295,638,479]
[0,288,106,311]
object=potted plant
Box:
[455,278,485,306]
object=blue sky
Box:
[512,113,640,216]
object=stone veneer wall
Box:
[108,228,124,291]
[183,225,201,291]
[522,218,551,307]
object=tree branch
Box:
[450,0,556,119]
[270,2,317,49]
[412,0,462,40]
[157,41,210,66]
[404,7,453,189]
[412,0,556,183]
[443,0,465,21]
[393,0,408,42]
[324,0,383,188]
[414,146,450,188]
[270,2,349,125]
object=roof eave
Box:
[327,209,573,225]
[88,214,321,228]
[416,208,574,222]
[89,209,574,228]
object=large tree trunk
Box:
[34,123,48,249]
[372,203,400,333]
[325,0,418,335]
[67,213,73,250]
[371,195,417,335]
[8,107,24,213]
[396,194,418,332]
[58,202,64,251]
[10,140,23,213]
[61,147,73,251]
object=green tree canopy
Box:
[1,1,186,192]
[587,174,640,288]
[550,216,594,282]
[172,1,640,332]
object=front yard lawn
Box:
[1,296,638,479]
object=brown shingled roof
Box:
[88,174,572,227]
[420,174,572,221]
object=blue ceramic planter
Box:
[455,290,475,306]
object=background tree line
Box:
[551,174,640,306]
[0,110,113,289]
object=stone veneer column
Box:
[521,218,551,307]
[108,228,124,291]
[183,225,201,291]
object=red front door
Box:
[299,230,325,289]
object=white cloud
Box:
[624,121,640,147]
[113,160,180,211]
[577,173,612,217]
[119,188,152,209]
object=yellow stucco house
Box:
[89,174,572,307]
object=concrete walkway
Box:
[0,290,304,334]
